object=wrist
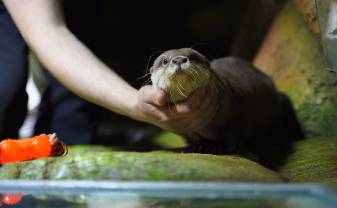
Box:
[123,89,146,122]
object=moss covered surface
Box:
[3,1,336,186]
[0,145,282,182]
[280,138,337,184]
[151,132,188,149]
[292,0,319,34]
[254,1,337,138]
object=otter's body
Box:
[150,48,292,153]
[193,57,282,152]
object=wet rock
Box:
[0,146,283,182]
[254,1,337,138]
[254,1,337,184]
[292,0,320,34]
[280,138,337,184]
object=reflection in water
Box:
[0,192,333,208]
[0,181,335,208]
[1,193,25,206]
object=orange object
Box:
[1,193,25,205]
[0,133,67,164]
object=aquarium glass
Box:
[0,181,336,208]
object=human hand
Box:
[132,84,218,134]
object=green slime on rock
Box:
[0,145,282,182]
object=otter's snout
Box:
[150,48,211,103]
[171,56,188,66]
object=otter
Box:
[150,48,302,155]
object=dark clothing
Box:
[33,71,100,144]
[0,1,100,144]
[0,2,28,138]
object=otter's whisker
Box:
[178,80,194,99]
[146,50,164,74]
[137,72,152,81]
[177,83,188,98]
[189,68,199,80]
[191,67,202,84]
[178,81,187,92]
[195,65,209,83]
[141,77,152,87]
[191,67,200,86]
[184,70,194,80]
[185,69,198,84]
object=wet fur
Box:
[150,49,303,167]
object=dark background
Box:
[61,0,282,146]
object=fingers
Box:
[136,84,217,134]
[139,85,167,106]
[139,102,166,119]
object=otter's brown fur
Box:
[150,48,302,155]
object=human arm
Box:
[3,0,140,118]
[3,0,215,134]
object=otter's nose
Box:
[171,56,188,65]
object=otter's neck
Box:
[194,74,234,142]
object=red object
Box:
[0,133,67,164]
[1,193,24,205]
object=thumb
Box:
[139,85,167,106]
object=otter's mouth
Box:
[152,65,211,103]
[150,48,211,103]
[169,68,188,78]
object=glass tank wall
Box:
[0,181,336,208]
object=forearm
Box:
[3,0,138,118]
[29,26,137,117]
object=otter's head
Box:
[150,48,211,103]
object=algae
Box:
[254,1,337,138]
[280,138,337,184]
[252,1,337,185]
[0,146,283,182]
[151,132,188,149]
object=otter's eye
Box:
[162,58,169,65]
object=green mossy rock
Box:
[0,145,283,182]
[292,0,319,34]
[280,138,337,184]
[151,132,188,149]
[254,1,337,138]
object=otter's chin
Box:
[167,69,210,103]
[151,67,211,103]
[150,48,212,103]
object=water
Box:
[0,181,336,207]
